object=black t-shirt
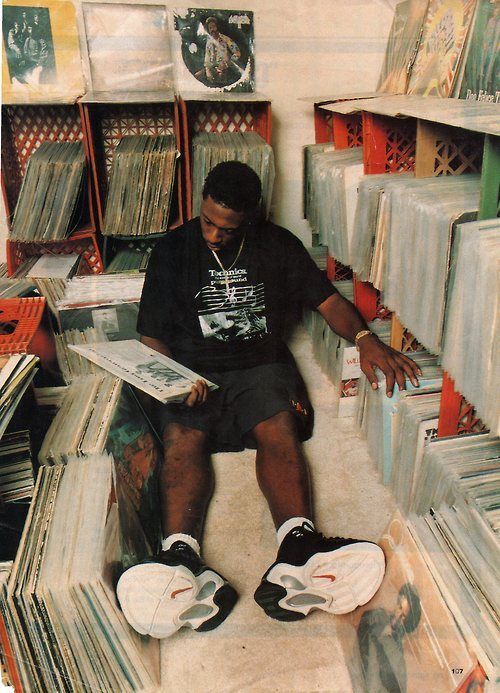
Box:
[137,218,336,372]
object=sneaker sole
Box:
[117,562,237,638]
[255,542,385,620]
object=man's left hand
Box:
[358,334,422,397]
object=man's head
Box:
[391,582,421,637]
[200,162,262,251]
[205,16,219,37]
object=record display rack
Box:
[178,92,272,219]
[79,92,184,270]
[0,104,103,276]
[314,94,499,436]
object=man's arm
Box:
[139,335,208,406]
[317,293,421,397]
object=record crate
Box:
[0,103,97,239]
[79,96,184,234]
[0,297,56,373]
[102,233,170,273]
[6,226,104,277]
[178,93,272,218]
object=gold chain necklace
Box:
[211,234,246,293]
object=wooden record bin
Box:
[1,104,103,275]
[178,93,272,219]
[79,94,184,269]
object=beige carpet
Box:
[160,326,396,691]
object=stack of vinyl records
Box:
[338,510,475,693]
[38,375,122,465]
[10,142,85,242]
[442,219,500,436]
[306,245,328,271]
[410,432,500,521]
[383,175,480,355]
[103,134,178,237]
[356,353,443,484]
[34,385,69,411]
[0,355,39,441]
[4,453,160,691]
[351,172,414,283]
[410,504,499,682]
[303,142,335,220]
[32,277,67,316]
[0,277,36,300]
[55,328,107,384]
[390,390,441,514]
[191,132,275,218]
[305,148,364,267]
[105,246,152,274]
[0,431,33,504]
[57,274,145,310]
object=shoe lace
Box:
[289,525,358,547]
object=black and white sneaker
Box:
[254,522,385,621]
[116,541,237,638]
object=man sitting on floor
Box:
[116,161,421,638]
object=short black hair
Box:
[398,582,421,634]
[202,161,262,214]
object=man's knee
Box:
[163,423,207,455]
[252,410,299,446]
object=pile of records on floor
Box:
[389,388,441,513]
[55,274,145,341]
[2,453,160,692]
[0,372,164,690]
[304,147,364,268]
[32,277,67,316]
[38,374,121,465]
[442,218,499,436]
[303,279,391,416]
[0,355,39,440]
[0,431,33,504]
[338,509,477,693]
[103,134,178,237]
[9,142,86,242]
[55,327,107,384]
[408,433,500,683]
[191,132,275,217]
[356,353,443,484]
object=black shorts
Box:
[156,362,314,453]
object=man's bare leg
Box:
[160,422,213,542]
[253,411,313,528]
[252,412,385,622]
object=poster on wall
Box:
[2,0,85,103]
[172,8,255,94]
[407,0,477,97]
[81,3,174,97]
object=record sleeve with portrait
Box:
[337,511,474,693]
[173,7,255,93]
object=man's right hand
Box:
[184,379,209,407]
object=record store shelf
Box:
[178,93,272,219]
[79,96,184,237]
[0,104,102,276]
[311,93,499,437]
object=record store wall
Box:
[0,0,398,258]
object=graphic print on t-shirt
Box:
[195,267,267,343]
